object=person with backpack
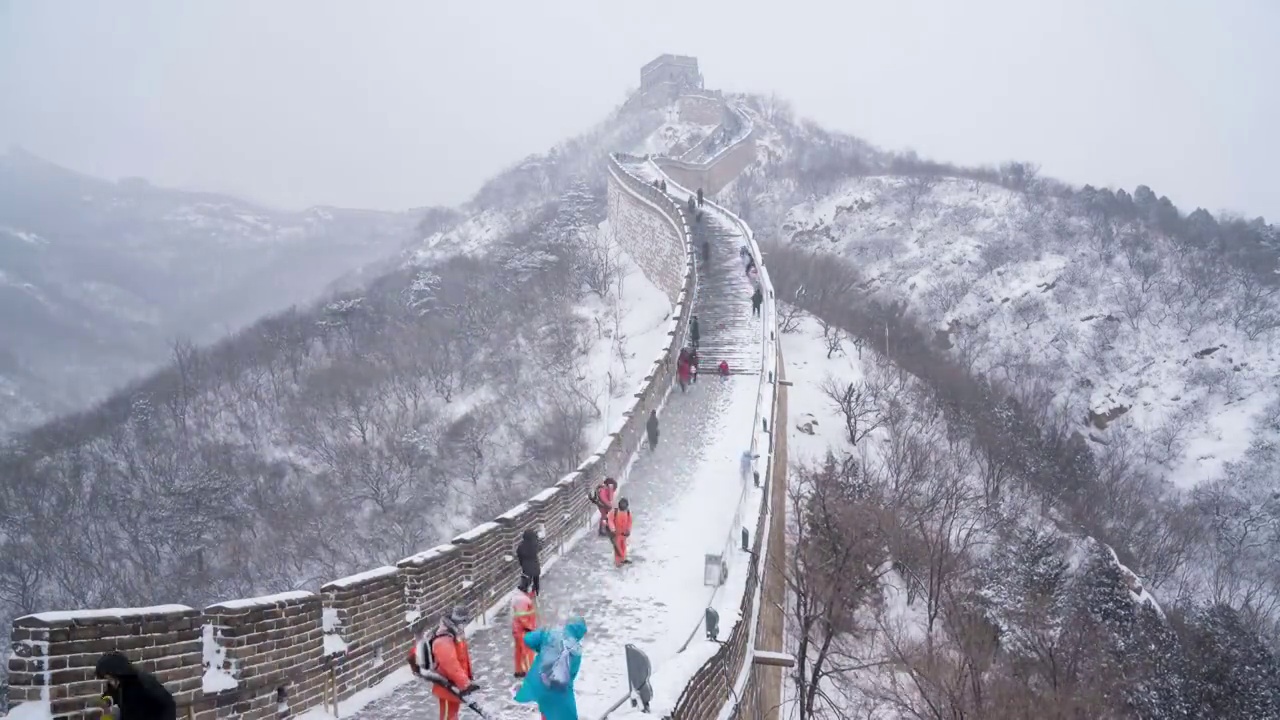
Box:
[588,478,617,537]
[607,498,633,567]
[94,651,177,720]
[514,616,589,720]
[408,606,478,720]
[512,576,539,678]
[516,528,542,597]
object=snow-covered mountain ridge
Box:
[0,148,425,435]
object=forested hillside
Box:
[723,95,1280,717]
[0,101,678,669]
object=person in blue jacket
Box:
[514,616,589,720]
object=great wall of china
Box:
[6,60,786,720]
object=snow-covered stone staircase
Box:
[688,209,764,375]
[617,157,765,375]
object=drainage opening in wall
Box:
[276,686,289,713]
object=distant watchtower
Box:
[635,54,703,107]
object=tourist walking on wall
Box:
[646,409,659,450]
[687,195,695,213]
[514,617,589,720]
[697,187,704,207]
[751,287,763,316]
[701,239,710,266]
[690,315,700,349]
[511,576,539,678]
[517,528,542,597]
[95,652,177,720]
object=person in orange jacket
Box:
[607,498,634,567]
[408,606,478,720]
[511,575,538,678]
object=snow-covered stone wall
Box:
[655,105,757,197]
[203,592,326,718]
[7,606,203,718]
[676,94,724,125]
[607,163,691,304]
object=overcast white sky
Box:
[2,0,1276,219]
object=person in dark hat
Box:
[95,652,176,720]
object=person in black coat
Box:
[690,315,700,350]
[516,528,541,596]
[95,651,176,720]
[646,409,660,451]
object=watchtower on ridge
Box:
[633,54,703,107]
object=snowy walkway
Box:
[352,178,765,720]
[626,160,763,376]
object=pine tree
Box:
[1179,603,1280,719]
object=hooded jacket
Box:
[95,652,177,720]
[516,529,541,580]
[514,617,589,720]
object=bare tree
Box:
[778,302,805,334]
[823,325,845,358]
[1228,267,1280,340]
[785,454,893,720]
[820,376,883,447]
[1010,295,1048,331]
[902,174,939,225]
[575,226,622,298]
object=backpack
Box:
[540,633,573,691]
[407,630,445,676]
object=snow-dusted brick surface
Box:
[8,605,204,717]
[607,164,690,304]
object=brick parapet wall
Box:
[654,102,757,196]
[8,136,696,720]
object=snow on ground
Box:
[633,104,718,158]
[578,224,675,447]
[779,309,871,463]
[347,376,759,720]
[778,175,1280,491]
[410,208,517,265]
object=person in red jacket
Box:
[718,360,730,379]
[408,606,477,720]
[677,352,692,392]
[589,478,618,536]
[607,498,634,567]
[511,575,538,677]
